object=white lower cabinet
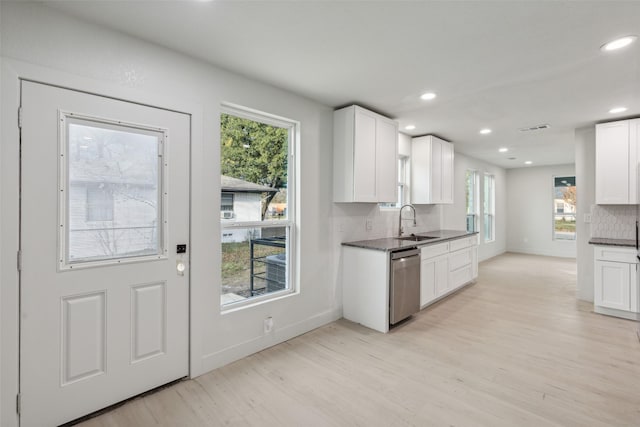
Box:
[420,236,478,308]
[421,254,448,306]
[342,235,480,332]
[593,245,640,320]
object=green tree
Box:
[220,114,288,219]
[563,186,576,207]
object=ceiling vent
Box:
[519,124,550,132]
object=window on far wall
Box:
[219,105,296,309]
[484,173,495,243]
[379,155,409,208]
[553,176,576,240]
[465,170,479,233]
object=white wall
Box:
[506,164,577,258]
[442,152,507,261]
[575,127,595,301]
[1,3,338,425]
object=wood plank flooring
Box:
[78,253,640,426]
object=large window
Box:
[219,105,296,308]
[553,176,576,240]
[484,173,495,242]
[465,170,479,232]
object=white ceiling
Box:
[43,0,640,168]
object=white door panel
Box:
[20,81,189,426]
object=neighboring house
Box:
[554,198,576,221]
[69,181,158,261]
[67,131,160,262]
[221,175,277,243]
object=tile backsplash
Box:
[591,205,639,239]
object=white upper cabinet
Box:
[595,119,639,204]
[411,135,454,204]
[333,105,398,203]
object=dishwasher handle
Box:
[391,248,420,260]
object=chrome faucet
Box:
[398,204,417,236]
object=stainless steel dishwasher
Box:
[389,248,421,325]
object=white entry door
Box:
[19,81,190,426]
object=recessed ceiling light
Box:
[609,107,628,114]
[405,125,416,130]
[420,92,437,101]
[479,128,492,135]
[601,35,637,51]
[498,147,508,153]
[524,161,533,165]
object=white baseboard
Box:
[506,247,576,259]
[198,308,341,375]
[594,305,640,321]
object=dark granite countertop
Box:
[589,237,636,247]
[342,230,478,252]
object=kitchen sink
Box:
[395,235,438,242]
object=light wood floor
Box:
[79,253,640,426]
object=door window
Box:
[61,115,166,267]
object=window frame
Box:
[220,192,234,212]
[552,175,576,241]
[380,155,410,209]
[465,169,479,233]
[219,103,298,311]
[483,173,495,243]
[59,112,168,271]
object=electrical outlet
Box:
[365,219,373,231]
[264,317,273,334]
[584,213,592,223]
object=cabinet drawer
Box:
[421,242,449,260]
[449,248,473,271]
[450,264,474,290]
[449,235,477,251]
[594,246,637,263]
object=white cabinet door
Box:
[433,256,450,297]
[595,260,631,311]
[352,109,378,202]
[411,136,433,203]
[431,137,443,202]
[376,117,399,203]
[420,258,437,307]
[421,251,449,307]
[411,135,454,204]
[595,120,633,204]
[441,140,454,204]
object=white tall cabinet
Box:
[411,135,454,204]
[333,105,398,203]
[595,119,639,204]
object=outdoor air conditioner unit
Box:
[220,211,234,219]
